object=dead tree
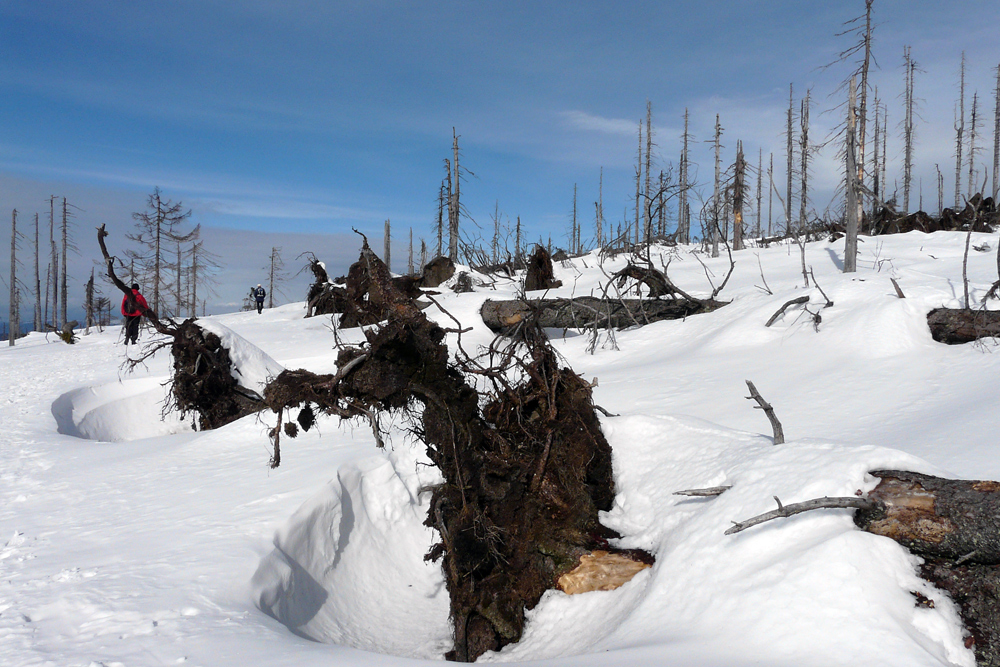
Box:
[712,114,723,258]
[9,209,19,346]
[957,52,967,208]
[733,142,746,251]
[903,46,917,213]
[786,84,795,236]
[32,213,41,332]
[845,76,861,273]
[262,240,650,661]
[383,219,391,273]
[994,63,1000,203]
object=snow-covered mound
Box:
[251,445,451,658]
[4,232,1000,666]
[48,320,284,442]
[52,376,191,441]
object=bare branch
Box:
[674,486,732,497]
[726,495,876,535]
[745,380,785,445]
[765,295,810,327]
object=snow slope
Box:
[3,231,1000,666]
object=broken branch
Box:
[726,495,875,535]
[765,295,810,327]
[745,380,785,445]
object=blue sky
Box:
[2,1,1000,321]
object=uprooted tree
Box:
[263,239,652,661]
[98,225,263,429]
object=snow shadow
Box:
[52,377,191,442]
[250,451,451,659]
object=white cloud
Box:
[559,110,637,136]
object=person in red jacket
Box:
[121,283,148,345]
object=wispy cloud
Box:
[559,110,637,136]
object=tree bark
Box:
[927,307,1000,344]
[481,296,724,333]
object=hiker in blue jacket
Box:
[253,284,266,314]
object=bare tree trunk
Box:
[936,164,944,217]
[799,90,811,232]
[712,114,722,258]
[450,129,460,262]
[49,196,58,329]
[384,219,391,272]
[269,246,279,309]
[857,0,874,212]
[85,269,94,335]
[755,148,763,237]
[33,213,41,332]
[881,105,889,204]
[903,46,916,213]
[733,141,746,251]
[437,180,445,257]
[572,184,579,253]
[644,101,653,243]
[968,92,980,197]
[515,216,522,261]
[768,153,774,236]
[596,167,604,248]
[60,197,68,329]
[872,91,881,210]
[679,109,690,244]
[786,84,795,234]
[408,227,414,276]
[993,63,1000,202]
[956,52,966,207]
[845,76,860,274]
[9,209,18,346]
[420,239,427,271]
[191,243,199,317]
[634,121,642,247]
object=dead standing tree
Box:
[263,239,651,662]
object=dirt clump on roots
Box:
[264,239,650,661]
[169,319,263,430]
[305,250,423,324]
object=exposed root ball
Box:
[169,319,261,430]
[263,240,650,662]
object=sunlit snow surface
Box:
[4,231,1000,666]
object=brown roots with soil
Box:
[98,225,263,430]
[264,239,650,661]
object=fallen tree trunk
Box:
[927,308,1000,344]
[729,469,1000,664]
[481,296,725,333]
[855,470,1000,665]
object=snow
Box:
[3,231,1000,666]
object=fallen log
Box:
[927,308,1000,344]
[481,296,725,333]
[856,470,1000,665]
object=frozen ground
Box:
[3,231,999,666]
